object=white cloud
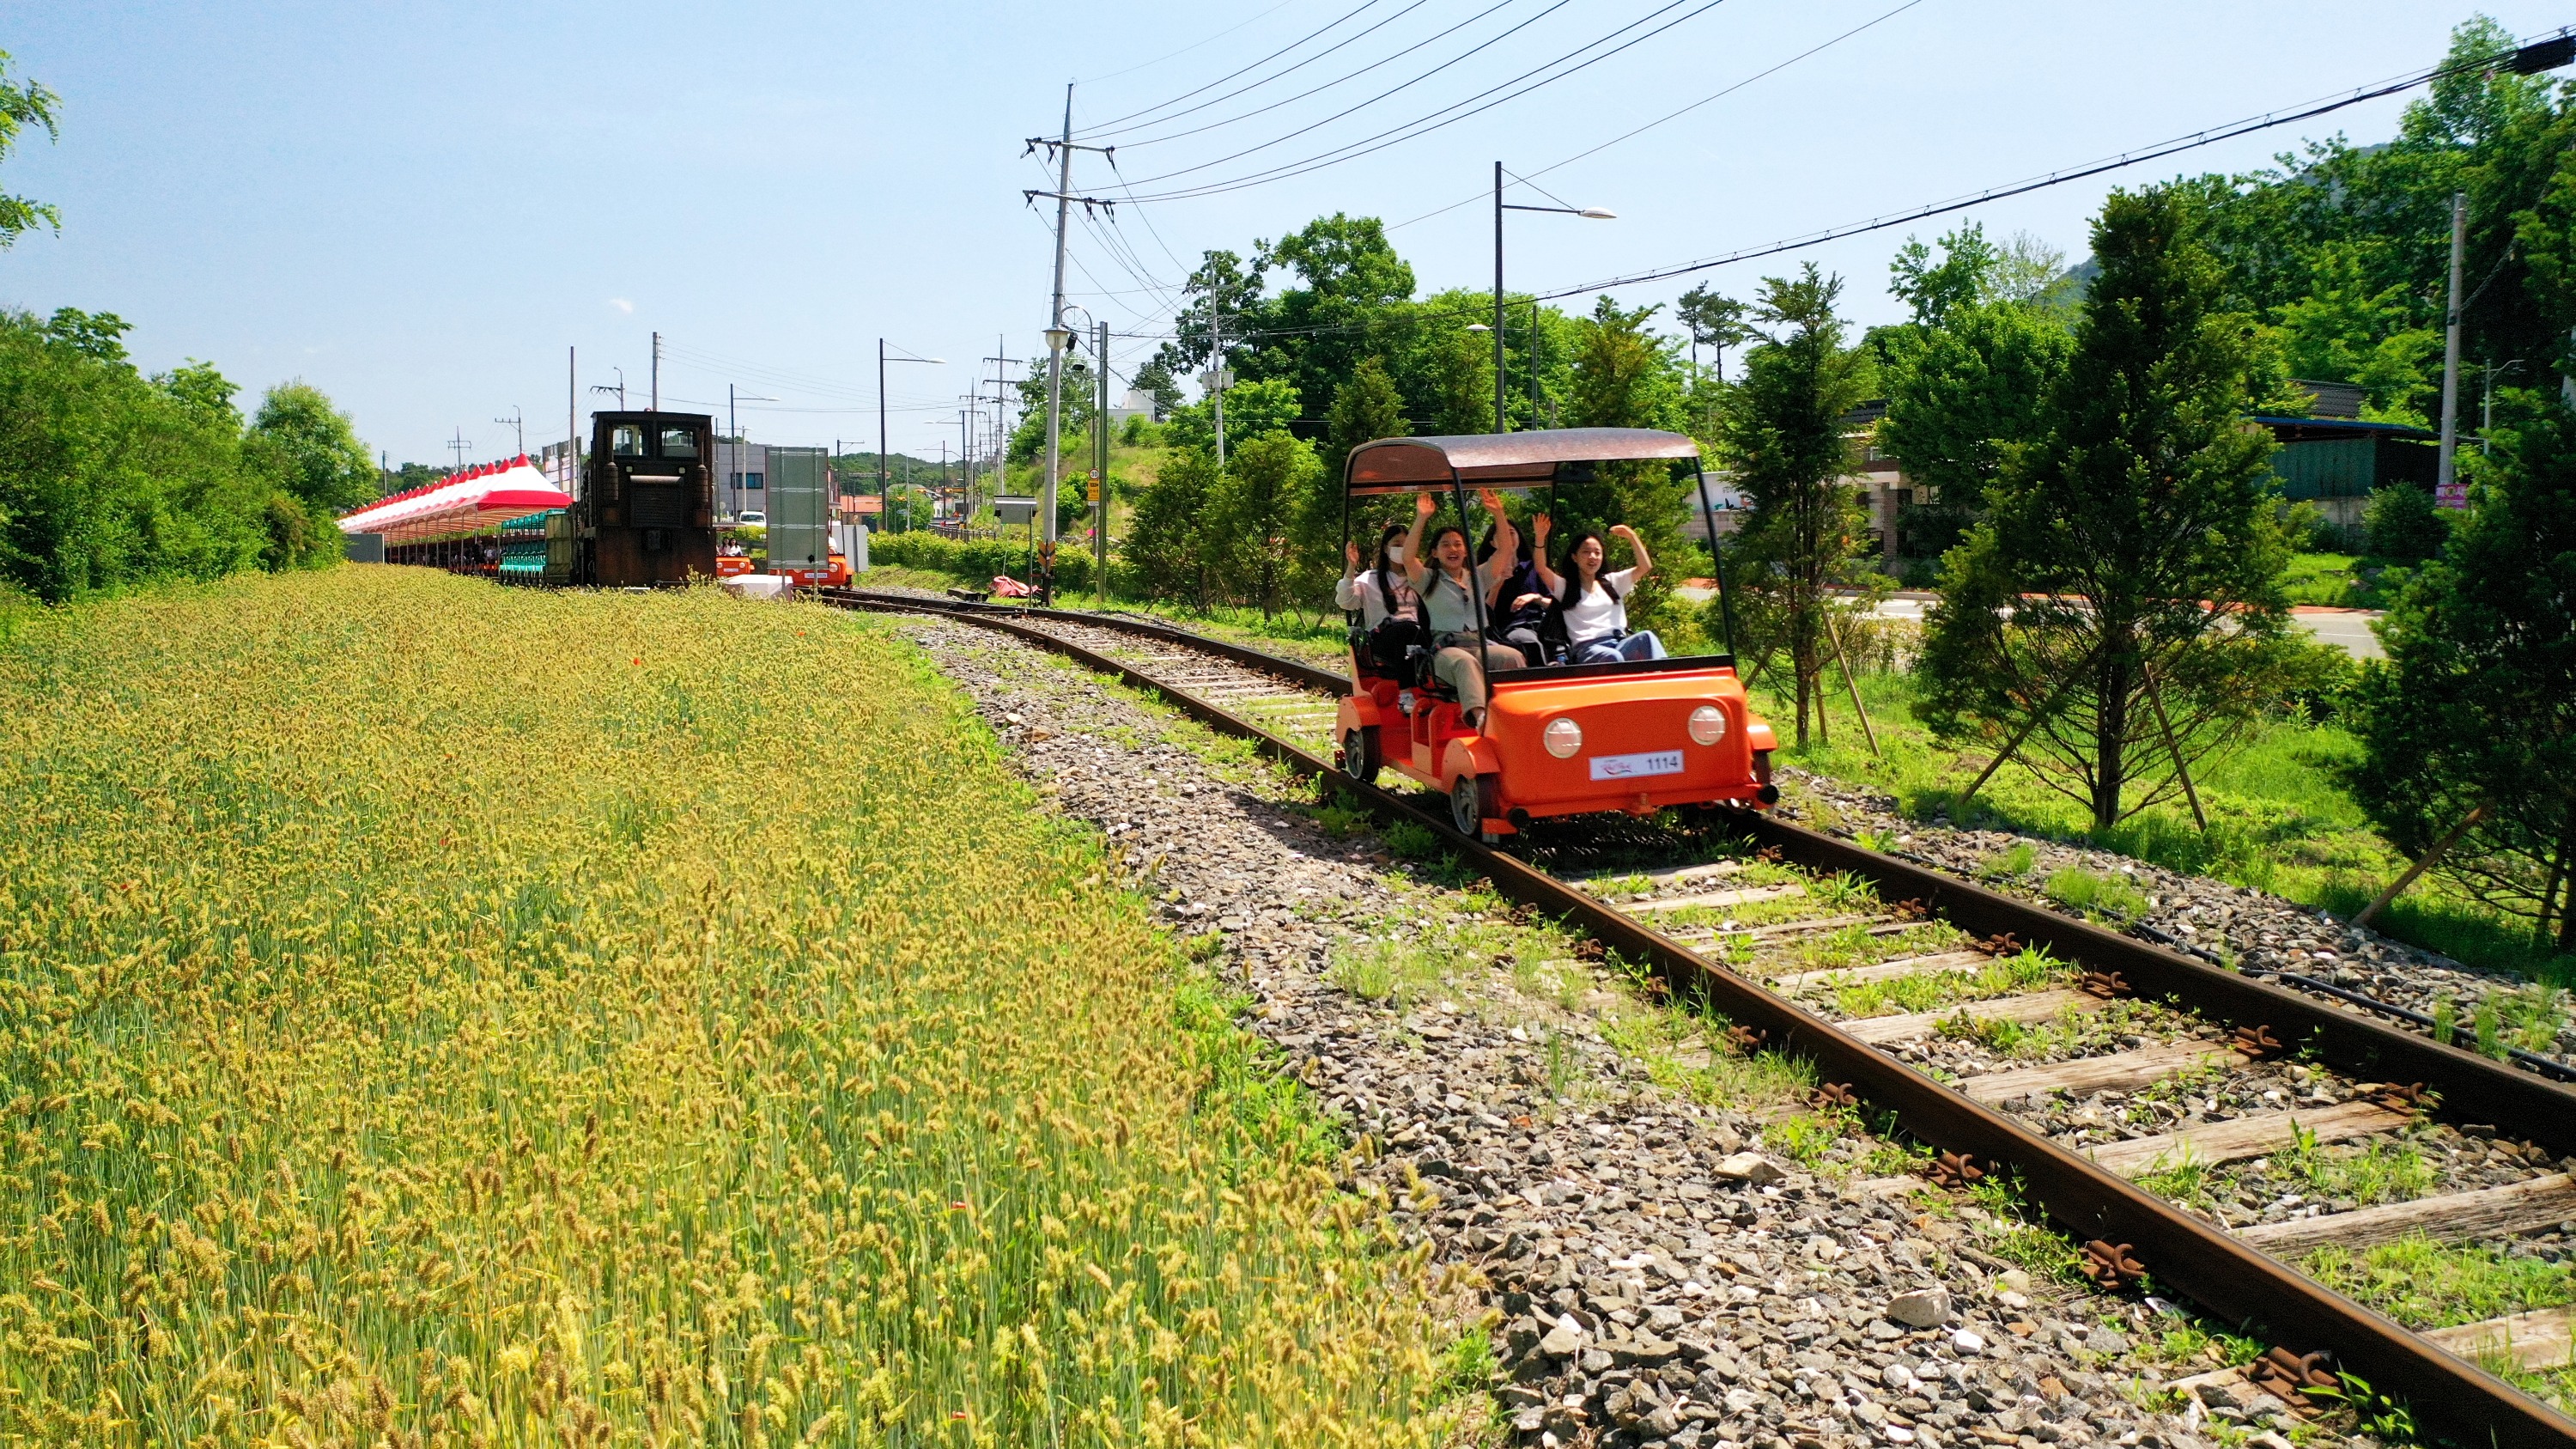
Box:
[609,298,635,314]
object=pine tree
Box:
[1917,186,2296,831]
[2347,392,2576,953]
[1719,265,1874,746]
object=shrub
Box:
[868,527,1094,591]
[2361,482,2447,562]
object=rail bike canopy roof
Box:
[1344,428,1701,495]
[337,457,573,545]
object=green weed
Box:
[2304,1235,2576,1328]
[1981,843,2037,880]
[2043,866,2149,923]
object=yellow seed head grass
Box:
[0,569,1455,1446]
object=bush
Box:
[867,528,1095,592]
[2362,482,2447,562]
[0,307,344,600]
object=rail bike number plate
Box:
[1589,749,1685,782]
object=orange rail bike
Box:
[1330,429,1778,839]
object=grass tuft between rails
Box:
[0,569,1466,1447]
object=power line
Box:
[1108,0,1584,189]
[1530,25,2576,301]
[1115,0,1527,150]
[1074,0,1386,137]
[1074,0,1299,86]
[1390,0,1932,230]
[1116,0,1735,201]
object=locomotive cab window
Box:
[658,427,700,459]
[611,424,647,457]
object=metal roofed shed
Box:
[1344,428,1702,493]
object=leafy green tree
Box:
[1718,266,1875,744]
[1878,301,2074,557]
[0,51,59,249]
[1163,377,1300,455]
[2362,481,2450,561]
[2347,391,2576,950]
[2269,244,2443,423]
[157,361,241,429]
[247,381,378,518]
[1129,358,1183,419]
[1007,356,1097,465]
[1206,431,1327,618]
[1890,225,2003,330]
[1563,295,1697,636]
[1675,283,1753,381]
[1322,356,1405,483]
[0,309,273,599]
[1917,186,2295,831]
[1410,313,1495,435]
[1123,446,1221,607]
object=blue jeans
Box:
[1573,630,1665,664]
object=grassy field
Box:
[0,569,1463,1446]
[1747,663,2574,987]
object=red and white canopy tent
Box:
[337,457,572,545]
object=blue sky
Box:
[2,2,2554,466]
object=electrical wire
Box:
[1074,0,1299,86]
[1529,25,2576,301]
[1108,0,1584,188]
[1115,0,1734,200]
[1112,0,1519,149]
[1091,0,1437,146]
[1389,0,1932,230]
[1072,0,1386,138]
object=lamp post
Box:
[2482,359,2525,454]
[1492,161,1613,432]
[878,338,945,508]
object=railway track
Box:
[820,585,2576,1446]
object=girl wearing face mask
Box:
[1533,521,1665,664]
[1336,523,1419,630]
[1400,490,1525,727]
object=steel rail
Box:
[824,588,2576,1448]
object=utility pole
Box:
[2437,192,2467,508]
[1096,318,1111,600]
[448,428,472,472]
[1493,161,1508,432]
[591,368,627,411]
[1205,311,1230,467]
[567,346,578,497]
[650,332,662,412]
[495,407,524,458]
[1025,86,1116,602]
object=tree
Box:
[1129,358,1183,419]
[1917,186,2296,831]
[2346,390,2576,951]
[157,361,241,429]
[1206,431,1327,618]
[1412,315,1495,435]
[247,381,378,517]
[1877,300,2074,557]
[1890,225,2002,330]
[1563,295,1697,636]
[1164,377,1300,456]
[1123,446,1221,607]
[1718,265,1876,745]
[0,51,59,249]
[1675,283,1753,382]
[0,308,274,600]
[2362,481,2448,562]
[1323,356,1406,482]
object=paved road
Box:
[1672,587,2385,660]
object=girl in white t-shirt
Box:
[1535,523,1665,664]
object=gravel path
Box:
[894,617,2262,1449]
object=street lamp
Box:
[1492,161,1614,432]
[878,338,945,514]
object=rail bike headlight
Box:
[1543,715,1583,759]
[1688,704,1729,746]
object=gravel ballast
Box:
[891,617,2276,1449]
